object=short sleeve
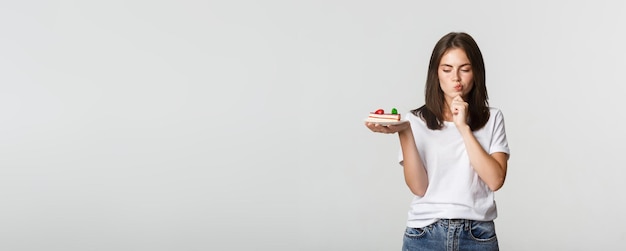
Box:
[489,109,510,158]
[397,112,412,166]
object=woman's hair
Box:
[412,32,490,131]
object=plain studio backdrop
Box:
[1,1,625,250]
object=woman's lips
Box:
[454,85,463,91]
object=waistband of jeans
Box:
[438,219,469,223]
[436,219,471,230]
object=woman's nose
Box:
[452,72,461,82]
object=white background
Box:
[1,1,625,250]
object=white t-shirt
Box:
[399,107,510,228]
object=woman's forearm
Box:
[458,125,508,191]
[398,128,429,196]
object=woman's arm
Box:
[450,95,509,191]
[365,122,429,196]
[457,125,508,191]
[397,128,429,196]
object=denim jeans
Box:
[402,219,499,251]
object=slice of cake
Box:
[367,108,401,122]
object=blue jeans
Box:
[402,219,499,251]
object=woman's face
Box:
[438,48,474,100]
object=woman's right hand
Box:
[364,121,410,134]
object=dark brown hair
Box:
[412,32,490,131]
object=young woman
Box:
[365,32,510,251]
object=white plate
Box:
[364,118,409,126]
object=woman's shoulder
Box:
[404,107,430,129]
[405,106,425,121]
[487,107,506,122]
[488,107,504,115]
[409,105,426,116]
[405,110,421,120]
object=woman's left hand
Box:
[450,95,469,127]
[364,121,410,134]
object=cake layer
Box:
[366,117,401,122]
[368,113,401,121]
